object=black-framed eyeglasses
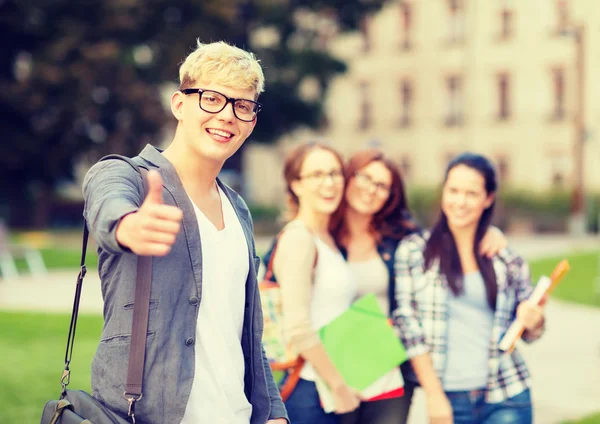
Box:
[181,88,263,122]
[299,169,344,186]
[354,172,391,196]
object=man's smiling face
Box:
[174,81,257,165]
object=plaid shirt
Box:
[393,232,545,403]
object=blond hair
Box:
[179,40,265,97]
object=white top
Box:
[348,255,403,397]
[300,237,357,381]
[348,255,389,314]
[181,186,252,424]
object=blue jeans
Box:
[446,389,532,424]
[285,379,340,424]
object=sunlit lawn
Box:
[14,247,98,272]
[0,312,101,423]
[529,251,600,308]
[563,412,600,424]
[1,250,599,423]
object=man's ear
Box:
[171,91,185,120]
[247,116,257,138]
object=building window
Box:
[497,73,511,120]
[552,171,565,188]
[556,0,569,34]
[496,156,509,180]
[399,155,412,179]
[500,9,513,39]
[360,15,371,52]
[445,75,463,126]
[399,79,413,127]
[552,68,565,120]
[399,2,413,50]
[447,0,465,44]
[359,81,371,130]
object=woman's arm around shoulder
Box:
[393,232,429,358]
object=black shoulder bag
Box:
[41,156,152,424]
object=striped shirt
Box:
[393,232,545,403]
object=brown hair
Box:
[424,152,498,309]
[333,149,417,246]
[282,141,345,232]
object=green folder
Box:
[318,293,408,390]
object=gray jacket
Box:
[83,145,287,424]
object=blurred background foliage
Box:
[0,0,386,228]
[249,190,600,235]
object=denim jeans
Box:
[446,388,532,424]
[285,379,340,424]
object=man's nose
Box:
[216,101,236,122]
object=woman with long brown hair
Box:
[395,153,544,424]
[272,141,360,424]
[334,150,507,424]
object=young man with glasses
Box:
[83,40,288,424]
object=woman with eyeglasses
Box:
[272,142,360,424]
[333,150,508,424]
[394,153,545,424]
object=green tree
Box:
[0,0,385,228]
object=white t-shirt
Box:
[348,255,404,398]
[300,237,357,381]
[181,185,252,424]
[349,255,390,314]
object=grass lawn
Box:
[1,250,598,423]
[14,247,98,272]
[529,251,600,308]
[563,413,600,424]
[0,312,102,423]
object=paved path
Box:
[1,234,599,423]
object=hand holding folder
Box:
[318,293,408,390]
[315,294,408,412]
[499,259,570,352]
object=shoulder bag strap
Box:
[123,166,151,419]
[61,155,153,422]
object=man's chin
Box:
[202,142,241,160]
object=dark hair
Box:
[423,152,498,309]
[282,141,345,232]
[333,149,417,246]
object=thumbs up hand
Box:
[116,170,184,256]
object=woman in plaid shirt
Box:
[394,153,546,424]
[332,150,509,424]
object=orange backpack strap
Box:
[264,222,319,400]
[279,357,306,402]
